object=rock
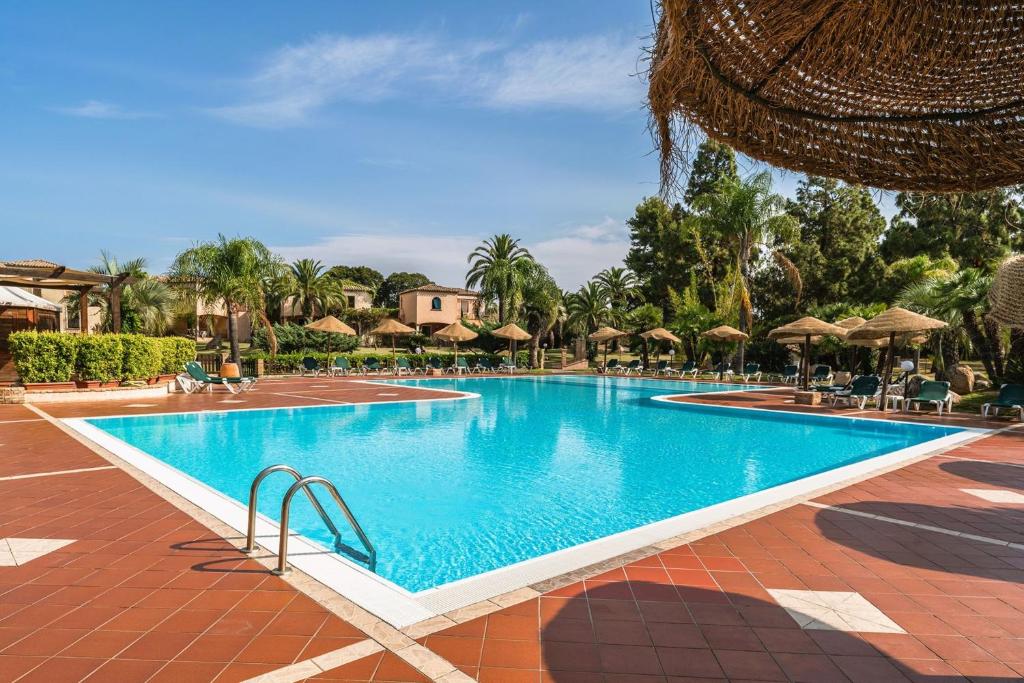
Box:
[905,375,926,398]
[949,391,962,405]
[949,364,975,395]
[975,378,992,391]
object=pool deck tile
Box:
[3,376,1024,681]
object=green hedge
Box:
[9,332,196,384]
[256,350,530,374]
[7,331,78,383]
[76,335,124,382]
[121,334,162,380]
[157,337,196,375]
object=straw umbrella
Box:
[369,318,414,364]
[846,308,947,412]
[492,323,531,364]
[304,315,357,361]
[589,326,628,370]
[434,320,478,367]
[701,325,748,380]
[640,327,682,366]
[767,317,846,390]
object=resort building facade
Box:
[398,284,483,335]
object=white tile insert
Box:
[0,538,76,566]
[768,589,905,633]
[961,488,1024,504]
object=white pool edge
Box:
[61,381,987,628]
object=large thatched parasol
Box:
[988,253,1024,329]
[768,318,845,390]
[589,326,629,369]
[305,315,356,360]
[493,322,532,361]
[434,320,478,365]
[369,318,414,362]
[649,1,1024,193]
[640,327,681,364]
[701,325,748,380]
[847,308,947,411]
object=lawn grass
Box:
[953,389,997,414]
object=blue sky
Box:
[0,2,892,290]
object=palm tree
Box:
[66,252,175,335]
[289,258,343,322]
[594,267,641,327]
[170,235,285,361]
[565,281,610,338]
[518,262,562,368]
[466,234,534,324]
[692,172,800,367]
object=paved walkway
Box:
[1,375,1022,681]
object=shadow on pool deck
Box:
[538,582,1015,681]
[939,459,1024,490]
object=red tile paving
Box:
[1,377,1022,681]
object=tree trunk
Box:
[529,334,540,369]
[736,239,752,370]
[876,346,888,375]
[985,317,1005,380]
[255,308,278,357]
[963,309,997,382]
[226,302,240,364]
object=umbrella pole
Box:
[718,343,724,381]
[804,334,811,390]
[879,332,896,412]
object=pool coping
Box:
[59,376,988,629]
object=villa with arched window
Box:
[398,284,482,336]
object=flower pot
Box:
[101,381,120,388]
[75,380,101,389]
[157,374,177,383]
[25,381,76,392]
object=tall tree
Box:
[374,272,431,308]
[684,140,739,208]
[882,191,1023,269]
[327,265,384,293]
[289,259,343,322]
[594,267,641,325]
[518,261,563,368]
[170,236,284,361]
[624,197,693,320]
[466,234,535,323]
[565,281,610,339]
[692,172,800,367]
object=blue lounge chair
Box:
[182,361,256,394]
[982,384,1024,421]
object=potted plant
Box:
[8,331,78,391]
[121,334,161,386]
[76,335,124,388]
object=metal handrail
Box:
[275,475,376,575]
[244,465,342,554]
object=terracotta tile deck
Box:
[2,375,1023,681]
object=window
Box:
[347,295,356,308]
[431,296,442,311]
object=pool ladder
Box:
[243,465,376,575]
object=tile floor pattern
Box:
[1,377,1023,681]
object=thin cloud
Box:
[51,100,155,120]
[208,32,643,127]
[531,218,631,289]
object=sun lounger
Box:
[451,356,471,375]
[777,364,799,383]
[982,383,1024,421]
[622,360,642,375]
[181,361,256,395]
[811,365,833,384]
[362,357,383,375]
[301,356,321,377]
[829,375,880,409]
[601,359,620,374]
[328,357,351,376]
[394,357,422,376]
[473,357,494,373]
[905,380,952,416]
[653,360,679,376]
[499,357,516,374]
[740,362,761,382]
[679,360,698,377]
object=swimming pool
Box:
[71,375,972,624]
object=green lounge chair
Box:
[426,357,444,373]
[679,360,698,377]
[811,365,833,384]
[472,357,494,373]
[301,356,321,377]
[362,357,383,375]
[982,383,1024,421]
[905,380,952,416]
[622,359,642,375]
[740,362,761,382]
[450,356,471,375]
[499,357,516,374]
[653,360,679,376]
[182,361,256,394]
[601,358,620,374]
[708,362,730,379]
[394,357,422,376]
[778,364,799,383]
[328,357,351,376]
[829,375,880,409]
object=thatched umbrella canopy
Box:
[649,1,1024,193]
[640,327,681,364]
[305,315,356,359]
[369,319,414,362]
[493,322,532,360]
[769,318,845,390]
[847,308,947,411]
[701,325,748,380]
[588,326,628,368]
[988,253,1024,328]
[434,321,479,364]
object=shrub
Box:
[251,323,361,354]
[157,337,196,375]
[253,350,530,375]
[76,335,124,382]
[8,331,77,383]
[121,334,162,380]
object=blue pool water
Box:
[87,376,961,592]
